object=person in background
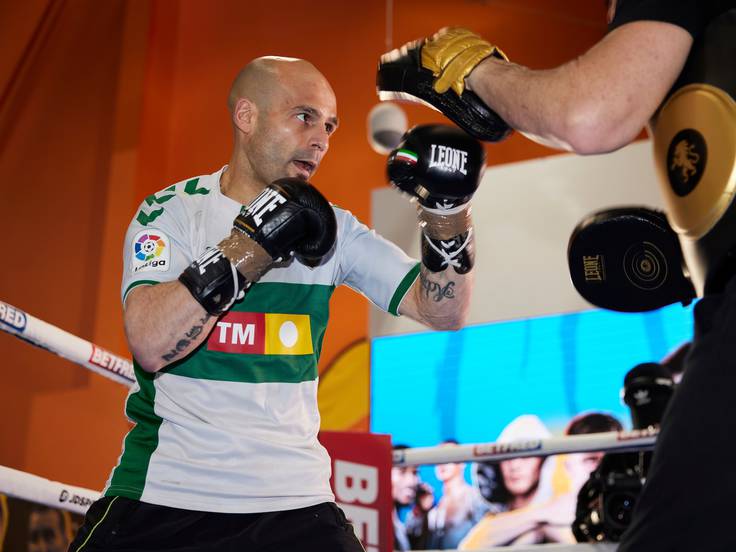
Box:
[461,415,558,548]
[564,412,624,493]
[27,505,70,552]
[425,439,487,549]
[392,445,420,551]
[405,482,435,549]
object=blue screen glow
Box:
[371,304,694,446]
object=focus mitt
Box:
[377,27,512,143]
[568,207,696,312]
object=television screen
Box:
[372,304,693,549]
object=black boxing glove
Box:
[179,178,336,316]
[179,247,248,316]
[388,124,484,274]
[234,177,337,265]
[387,124,485,213]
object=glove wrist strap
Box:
[421,227,475,274]
[179,245,249,316]
[420,202,470,216]
[419,203,472,240]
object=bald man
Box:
[69,57,477,551]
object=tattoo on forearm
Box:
[162,315,210,362]
[186,324,204,339]
[420,272,456,302]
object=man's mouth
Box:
[292,160,317,179]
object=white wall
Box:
[370,140,664,337]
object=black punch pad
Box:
[568,207,696,312]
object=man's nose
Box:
[309,128,329,152]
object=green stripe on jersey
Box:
[123,280,159,303]
[105,364,162,499]
[388,263,420,316]
[166,282,335,384]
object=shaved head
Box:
[223,56,338,193]
[228,56,333,114]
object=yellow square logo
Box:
[264,313,313,355]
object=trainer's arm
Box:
[124,283,216,373]
[466,21,692,154]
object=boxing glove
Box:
[387,124,485,213]
[234,177,337,265]
[179,178,337,315]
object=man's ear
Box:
[233,98,256,134]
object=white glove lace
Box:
[424,227,473,269]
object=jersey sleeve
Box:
[121,194,192,305]
[335,209,420,316]
[608,0,711,38]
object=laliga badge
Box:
[132,229,170,273]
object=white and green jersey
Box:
[107,166,419,513]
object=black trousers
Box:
[619,275,736,551]
[68,497,366,552]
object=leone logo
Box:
[666,128,707,197]
[428,144,468,176]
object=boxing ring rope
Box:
[0,300,134,386]
[0,465,100,516]
[1,299,634,549]
[393,428,657,467]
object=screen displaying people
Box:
[393,412,624,549]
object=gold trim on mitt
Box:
[421,27,507,95]
[653,83,736,239]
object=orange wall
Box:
[0,0,138,482]
[0,0,607,490]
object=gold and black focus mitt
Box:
[377,27,512,142]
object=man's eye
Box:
[297,113,311,123]
[325,123,335,134]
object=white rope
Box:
[417,544,617,552]
[393,428,657,466]
[0,299,134,386]
[0,465,100,515]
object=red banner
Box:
[320,431,393,552]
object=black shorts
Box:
[68,496,366,552]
